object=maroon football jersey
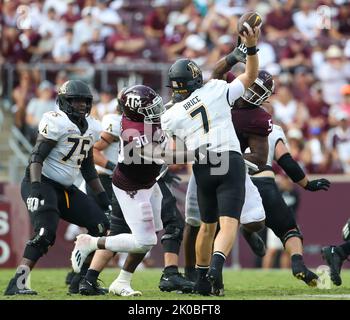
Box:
[231,107,273,152]
[112,115,166,191]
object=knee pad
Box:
[161,225,183,254]
[281,226,303,247]
[24,227,56,260]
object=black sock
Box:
[185,266,196,275]
[80,263,89,276]
[291,254,304,264]
[210,252,226,273]
[196,265,209,279]
[85,269,100,283]
[163,265,178,275]
[339,241,350,257]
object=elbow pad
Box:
[277,153,305,183]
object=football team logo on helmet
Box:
[188,61,201,79]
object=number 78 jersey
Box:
[38,110,102,187]
[161,79,242,154]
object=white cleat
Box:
[71,234,96,273]
[109,280,142,297]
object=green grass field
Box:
[1,268,350,300]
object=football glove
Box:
[26,182,44,212]
[304,179,330,191]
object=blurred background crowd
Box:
[1,0,350,174]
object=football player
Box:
[161,25,261,295]
[322,219,350,286]
[4,80,111,295]
[185,68,330,287]
[71,85,194,295]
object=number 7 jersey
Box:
[38,110,102,187]
[161,79,243,154]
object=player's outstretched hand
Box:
[241,26,260,48]
[305,178,331,191]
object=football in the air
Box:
[237,12,262,36]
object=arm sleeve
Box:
[80,148,99,182]
[227,78,245,105]
[277,153,306,183]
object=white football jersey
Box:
[266,124,288,167]
[38,110,102,187]
[95,113,122,175]
[161,79,244,153]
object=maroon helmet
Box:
[241,70,275,106]
[119,85,165,123]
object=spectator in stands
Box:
[292,0,320,41]
[163,13,190,61]
[207,34,234,68]
[12,70,36,131]
[304,82,330,132]
[272,83,309,130]
[91,0,122,39]
[316,45,350,106]
[69,41,95,83]
[61,0,81,27]
[264,0,295,43]
[2,0,17,28]
[53,27,77,63]
[39,7,64,41]
[287,128,305,162]
[24,80,56,144]
[330,1,350,40]
[106,23,146,63]
[88,28,106,63]
[280,36,312,73]
[326,111,350,173]
[145,0,168,43]
[301,119,330,173]
[290,66,313,103]
[92,86,118,120]
[73,7,101,47]
[54,71,69,94]
[183,34,208,68]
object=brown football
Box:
[237,12,262,36]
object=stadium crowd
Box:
[1,0,350,173]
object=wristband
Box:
[246,46,257,56]
[105,161,116,171]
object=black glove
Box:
[96,192,112,211]
[232,36,248,64]
[27,182,44,212]
[163,170,182,187]
[304,179,330,191]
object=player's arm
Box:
[93,132,119,172]
[275,140,330,191]
[80,148,111,210]
[244,134,269,168]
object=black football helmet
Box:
[241,70,275,106]
[119,85,164,123]
[57,80,93,119]
[167,59,203,102]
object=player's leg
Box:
[157,178,193,293]
[208,151,246,296]
[183,173,200,282]
[61,186,110,294]
[262,228,283,268]
[4,179,60,295]
[240,173,266,257]
[252,177,318,287]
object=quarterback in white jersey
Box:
[161,25,261,296]
[4,80,111,296]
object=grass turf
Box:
[1,268,350,300]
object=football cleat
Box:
[206,268,225,296]
[79,277,108,296]
[71,234,96,273]
[292,260,319,287]
[4,278,37,296]
[159,272,194,293]
[109,279,142,297]
[65,270,75,285]
[321,246,346,286]
[241,228,266,257]
[194,270,212,296]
